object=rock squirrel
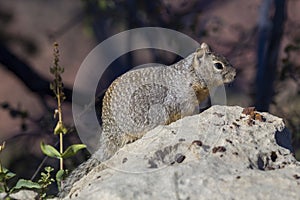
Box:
[59,43,236,197]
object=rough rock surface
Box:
[63,105,300,200]
[0,190,38,200]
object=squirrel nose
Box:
[232,68,237,78]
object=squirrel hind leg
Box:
[124,131,146,144]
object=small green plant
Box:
[0,141,15,194]
[37,166,55,199]
[40,42,86,191]
[0,43,86,199]
[0,141,42,199]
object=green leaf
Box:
[12,179,41,192]
[44,166,54,173]
[5,171,16,180]
[56,169,65,183]
[56,169,68,191]
[0,185,5,193]
[0,168,16,181]
[61,144,86,159]
[40,142,61,159]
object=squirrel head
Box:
[192,43,236,88]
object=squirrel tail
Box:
[58,139,117,198]
[58,155,101,198]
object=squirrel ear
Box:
[195,42,211,57]
[200,42,210,51]
[193,43,211,68]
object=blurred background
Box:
[0,0,299,194]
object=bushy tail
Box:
[58,139,117,198]
[58,156,101,198]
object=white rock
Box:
[7,190,38,200]
[64,105,300,200]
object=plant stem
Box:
[57,87,63,171]
[59,133,63,170]
[0,160,8,193]
[0,160,3,173]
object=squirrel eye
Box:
[214,62,224,70]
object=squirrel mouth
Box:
[223,68,236,84]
